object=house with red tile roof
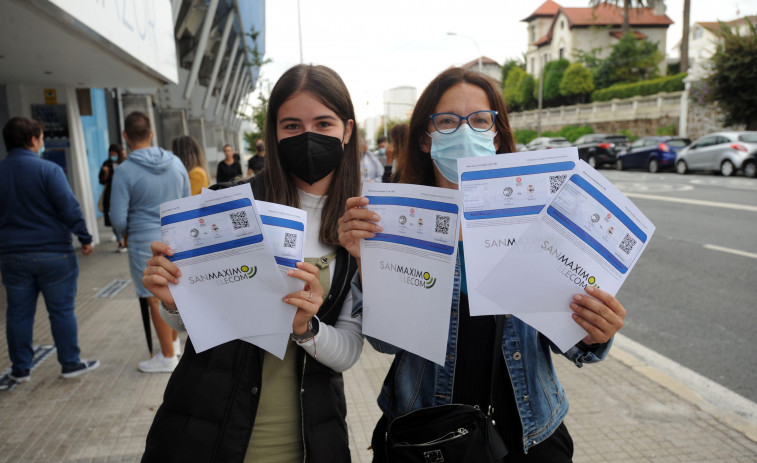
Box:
[673,16,757,80]
[460,56,504,85]
[523,1,673,78]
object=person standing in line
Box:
[109,111,190,373]
[359,137,383,183]
[140,64,363,462]
[247,138,266,176]
[216,143,242,183]
[384,123,408,183]
[339,68,627,462]
[0,116,100,383]
[375,135,388,166]
[172,135,209,196]
[99,144,128,252]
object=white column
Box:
[202,12,235,110]
[216,52,244,118]
[64,86,99,245]
[213,42,241,117]
[184,0,220,99]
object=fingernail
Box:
[573,294,582,302]
[376,225,383,232]
[283,297,288,303]
[176,270,182,277]
[569,302,578,310]
[372,214,380,221]
[585,286,595,293]
[287,269,295,275]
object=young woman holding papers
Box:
[338,67,627,462]
[140,64,363,462]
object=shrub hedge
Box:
[591,73,686,102]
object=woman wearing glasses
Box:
[338,67,626,462]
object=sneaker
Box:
[116,244,128,253]
[9,369,30,383]
[173,337,182,357]
[138,352,178,373]
[61,360,100,379]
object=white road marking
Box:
[625,192,757,212]
[703,244,757,260]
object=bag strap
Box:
[487,315,505,418]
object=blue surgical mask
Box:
[38,144,45,157]
[109,155,118,162]
[428,124,496,184]
[379,147,386,156]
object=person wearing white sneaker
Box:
[138,352,178,373]
[172,335,181,357]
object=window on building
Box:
[694,27,703,40]
[559,48,565,59]
[531,57,535,73]
[530,25,536,43]
[560,20,565,30]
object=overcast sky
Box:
[248,0,757,123]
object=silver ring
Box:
[307,291,313,302]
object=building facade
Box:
[0,0,265,245]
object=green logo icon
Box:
[423,271,436,289]
[241,265,257,278]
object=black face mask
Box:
[278,132,345,185]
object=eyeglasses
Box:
[429,110,498,134]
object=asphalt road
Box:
[600,169,757,403]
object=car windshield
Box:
[667,139,691,147]
[739,134,757,143]
[606,137,628,145]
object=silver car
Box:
[676,131,757,177]
[525,137,572,151]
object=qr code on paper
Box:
[283,232,297,249]
[619,233,637,254]
[549,174,567,194]
[435,215,451,234]
[229,211,249,230]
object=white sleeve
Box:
[160,305,188,333]
[295,291,363,372]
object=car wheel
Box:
[648,158,659,173]
[587,155,597,168]
[744,160,757,178]
[616,159,624,171]
[676,160,688,175]
[720,160,735,177]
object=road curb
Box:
[611,333,757,443]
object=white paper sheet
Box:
[457,148,578,316]
[477,160,655,351]
[237,200,308,359]
[161,185,296,353]
[359,183,462,365]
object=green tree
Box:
[560,63,595,104]
[242,83,270,149]
[503,67,526,112]
[516,73,536,110]
[501,58,525,88]
[706,19,757,130]
[543,59,570,105]
[594,33,663,89]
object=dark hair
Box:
[389,123,409,181]
[262,64,360,246]
[108,143,122,155]
[124,111,152,143]
[172,135,206,172]
[402,68,516,186]
[223,144,233,150]
[3,117,43,151]
[377,136,387,145]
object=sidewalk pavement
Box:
[1,222,756,462]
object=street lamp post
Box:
[447,32,482,73]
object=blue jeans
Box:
[1,252,81,374]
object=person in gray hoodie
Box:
[110,111,190,373]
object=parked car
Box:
[675,131,757,176]
[616,136,691,173]
[573,134,629,169]
[516,143,527,152]
[525,137,571,151]
[742,152,757,178]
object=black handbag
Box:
[384,317,508,463]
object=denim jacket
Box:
[351,258,612,453]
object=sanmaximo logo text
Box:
[379,261,436,289]
[187,264,257,286]
[541,241,599,289]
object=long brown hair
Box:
[389,123,409,182]
[262,64,360,246]
[401,68,516,186]
[172,135,206,172]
